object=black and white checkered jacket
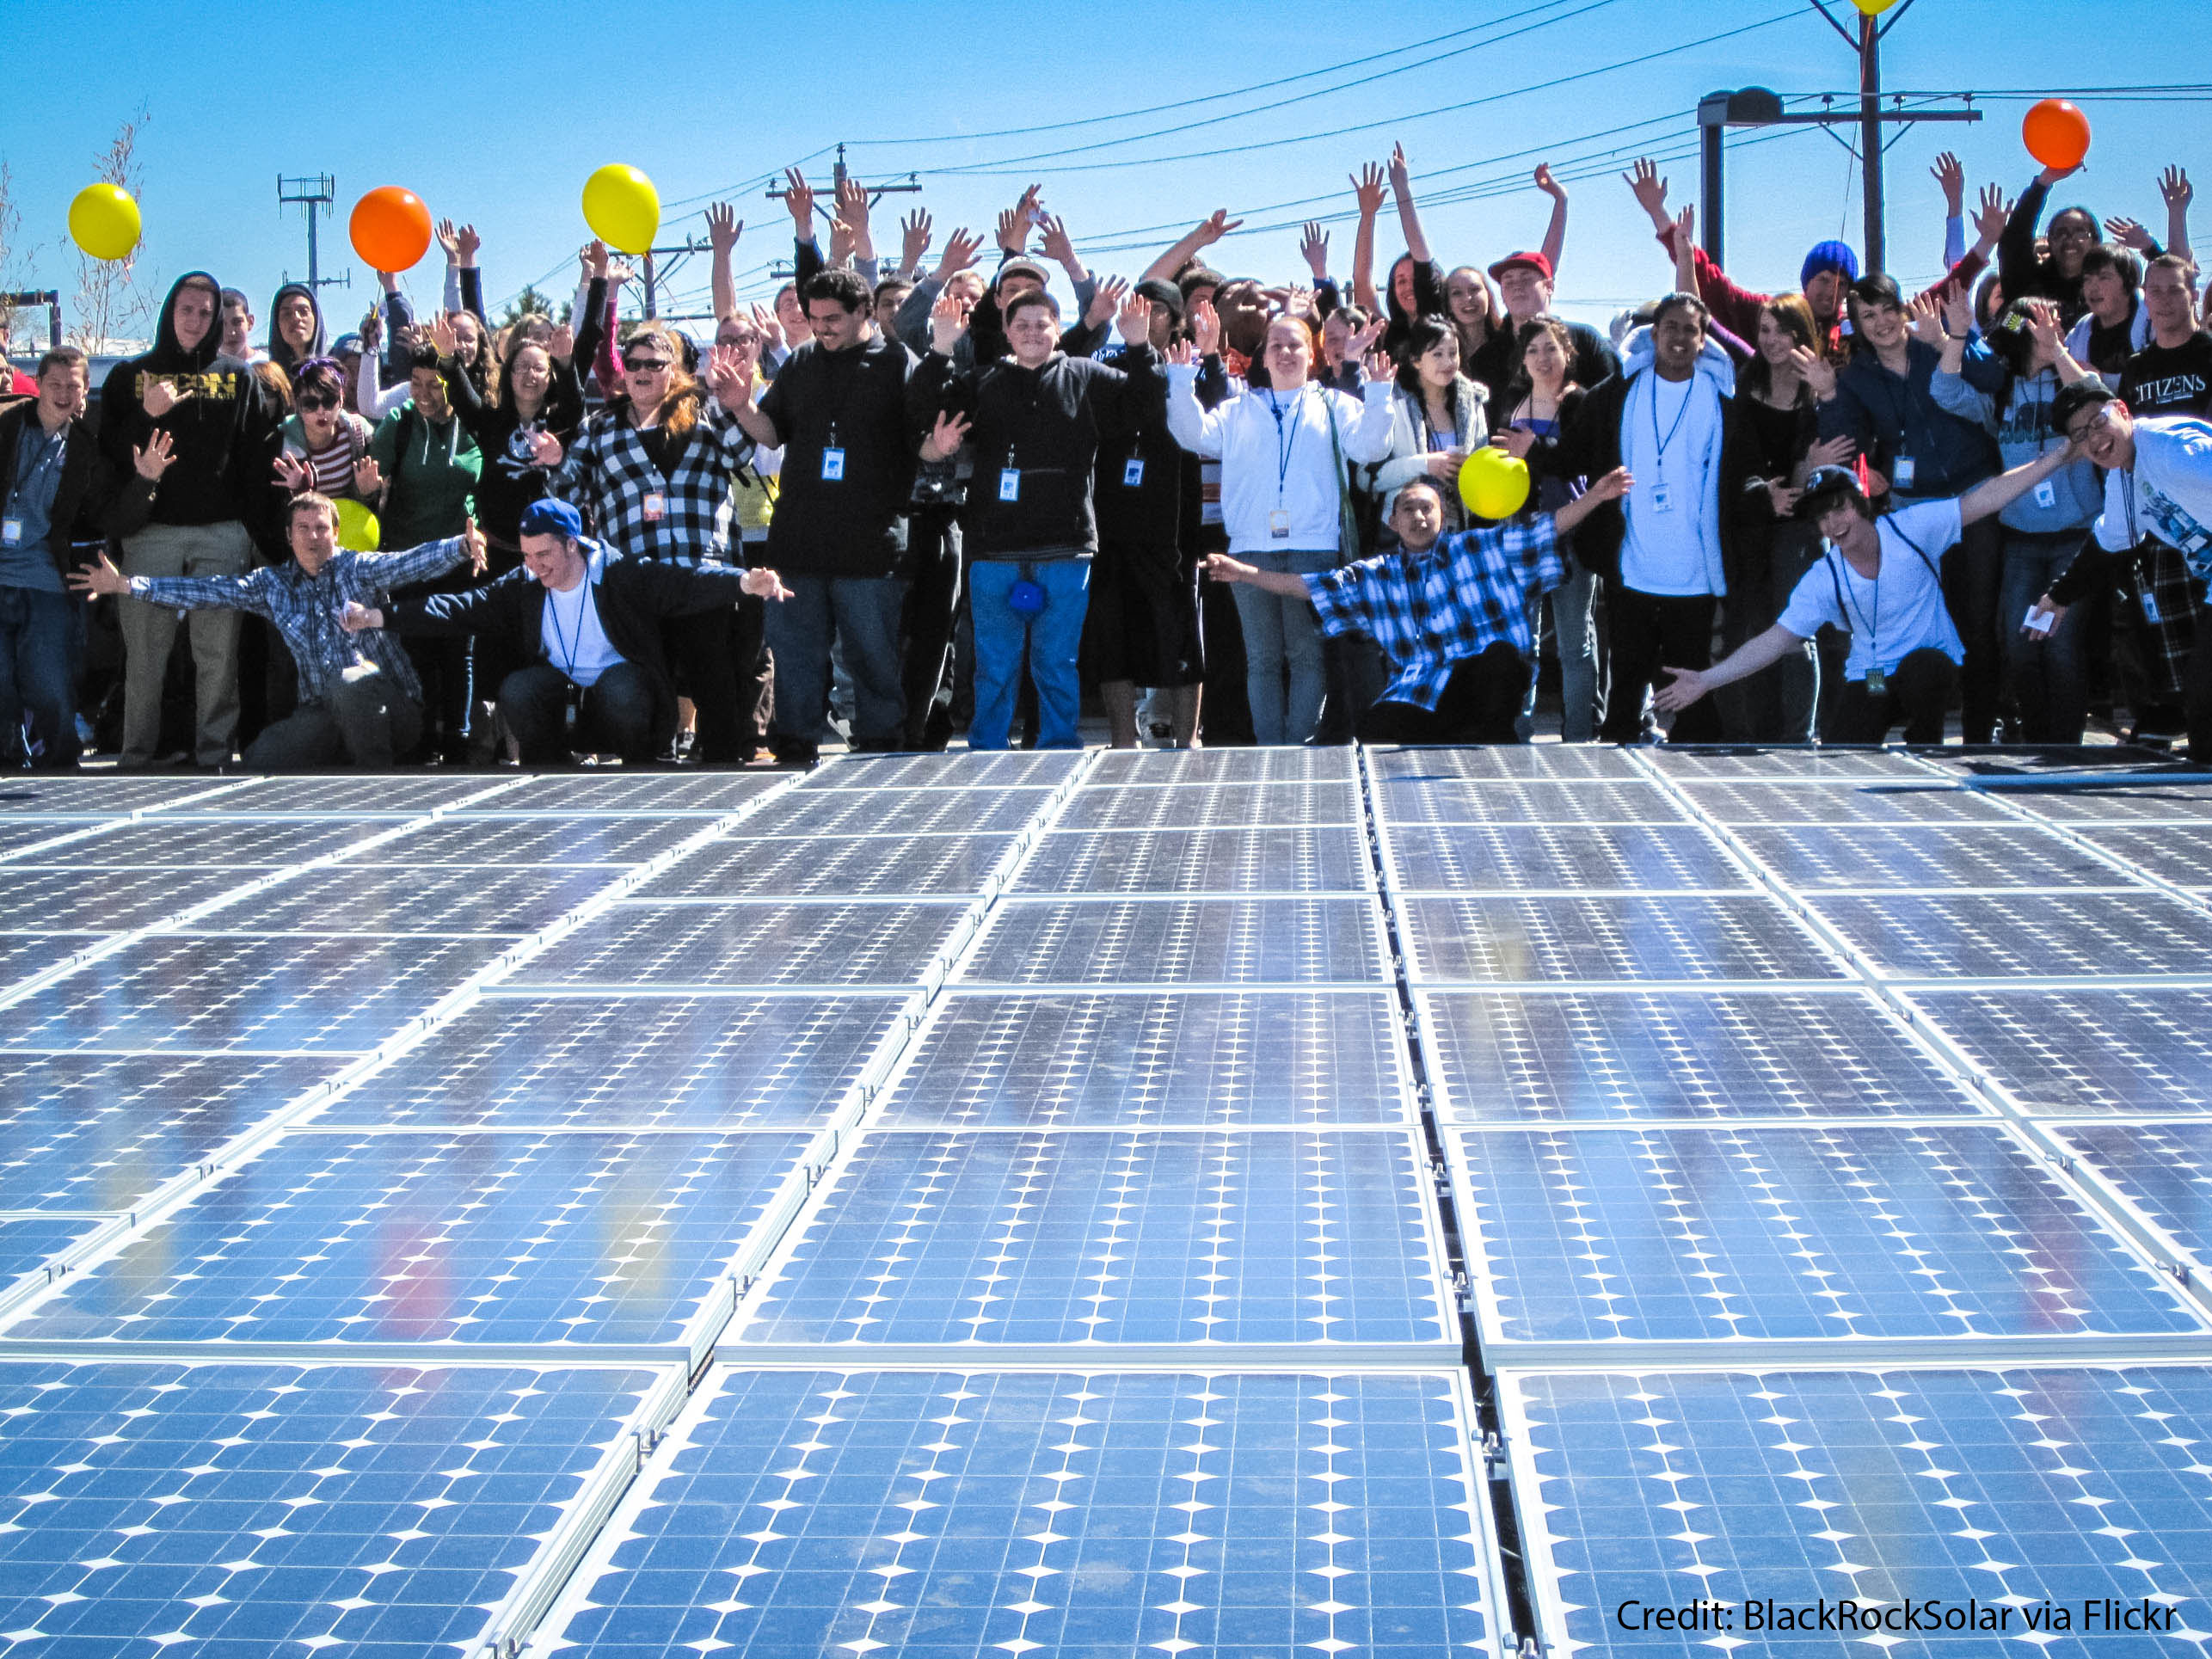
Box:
[552,394,759,567]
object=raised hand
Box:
[2161,164,2193,214]
[462,513,487,575]
[1942,283,1974,338]
[783,166,816,233]
[706,343,756,410]
[66,551,129,598]
[1039,212,1079,270]
[1192,207,1242,247]
[455,223,480,266]
[1350,163,1388,219]
[1114,286,1152,345]
[1089,274,1130,330]
[834,175,873,256]
[549,323,576,360]
[705,202,743,255]
[1971,182,2011,248]
[1349,315,1387,359]
[2021,296,2065,356]
[1624,157,1669,230]
[134,429,176,482]
[359,310,383,353]
[1533,161,1566,202]
[1674,202,1695,247]
[1361,347,1393,384]
[1188,298,1221,356]
[1931,151,1965,216]
[1299,221,1330,280]
[526,428,565,468]
[1386,142,1413,196]
[934,225,983,282]
[994,205,1029,256]
[427,313,459,356]
[142,378,188,418]
[1165,338,1197,368]
[272,451,311,491]
[920,409,972,463]
[900,208,933,271]
[437,218,461,261]
[749,301,784,351]
[1904,292,1945,345]
[1790,346,1838,402]
[582,238,610,281]
[929,287,971,354]
[2105,216,2158,255]
[353,455,384,498]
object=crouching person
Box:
[347,499,789,766]
[71,490,483,768]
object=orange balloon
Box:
[2022,99,2092,171]
[348,186,433,272]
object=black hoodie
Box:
[98,271,286,531]
[266,281,327,376]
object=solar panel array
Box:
[0,744,2207,1654]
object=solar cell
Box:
[0,932,108,992]
[489,771,785,812]
[1809,891,2212,979]
[636,832,1020,898]
[323,995,906,1129]
[1729,822,2131,889]
[802,750,1084,788]
[2056,1122,2212,1269]
[1016,826,1371,894]
[9,1129,812,1349]
[2006,786,2212,823]
[1915,989,2212,1115]
[0,820,113,861]
[881,992,1411,1128]
[516,901,974,989]
[1057,781,1361,829]
[352,814,711,865]
[2073,823,2212,887]
[737,1128,1453,1348]
[542,1368,1496,1659]
[36,817,413,868]
[743,789,1050,839]
[959,897,1389,986]
[199,865,618,935]
[1418,990,1984,1121]
[1679,779,2013,825]
[1450,1124,2201,1346]
[1371,745,1646,779]
[1503,1367,2212,1657]
[1089,747,1357,783]
[1397,895,1844,984]
[0,1217,106,1283]
[1383,822,1748,891]
[1377,780,1689,826]
[1643,747,1938,779]
[0,776,240,814]
[0,1359,666,1656]
[169,774,498,814]
[0,867,261,931]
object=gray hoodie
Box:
[1930,353,2100,533]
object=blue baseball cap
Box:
[517,498,584,541]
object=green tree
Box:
[498,284,563,330]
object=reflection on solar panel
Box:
[1091,747,1357,783]
[2074,822,2212,885]
[1645,746,1939,777]
[801,749,1085,788]
[21,816,407,866]
[0,932,108,992]
[738,1129,1451,1348]
[1372,743,1646,779]
[744,789,1049,838]
[1398,894,1843,983]
[544,1368,1496,1659]
[2009,786,2212,822]
[1681,778,2012,824]
[1914,989,2212,1114]
[0,867,267,931]
[961,897,1388,985]
[1451,1124,2201,1346]
[0,1359,665,1655]
[171,774,499,814]
[12,1130,811,1349]
[1378,779,1689,825]
[1810,890,2212,979]
[882,992,1410,1127]
[1503,1367,2212,1657]
[1017,825,1372,894]
[326,995,908,1129]
[214,865,620,934]
[356,813,711,865]
[1419,990,1982,1121]
[0,776,237,813]
[1730,822,2131,889]
[1384,822,1748,891]
[0,1217,106,1283]
[491,771,782,812]
[2058,1122,2212,1271]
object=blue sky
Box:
[5,0,2205,341]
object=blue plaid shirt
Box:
[1305,515,1564,710]
[129,538,473,706]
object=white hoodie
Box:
[1164,366,1395,556]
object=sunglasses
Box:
[624,359,671,373]
[297,394,340,412]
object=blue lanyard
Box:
[547,562,596,676]
[1649,373,1694,469]
[7,427,66,513]
[1268,388,1305,501]
[1826,546,1878,651]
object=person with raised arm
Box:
[2000,161,2101,325]
[1355,145,1446,357]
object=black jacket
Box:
[1533,367,1741,582]
[1092,343,1198,562]
[0,402,158,571]
[908,345,1161,558]
[756,335,917,578]
[390,553,752,716]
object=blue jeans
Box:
[968,558,1090,751]
[1999,527,2090,743]
[763,575,908,753]
[1229,546,1332,745]
[0,585,81,768]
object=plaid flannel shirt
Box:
[552,397,758,567]
[129,538,472,706]
[1305,515,1564,710]
[2133,539,2204,697]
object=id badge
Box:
[2142,592,2163,624]
[2033,479,2057,510]
[1123,458,1145,488]
[1269,509,1291,539]
[820,447,846,482]
[0,518,19,548]
[1892,455,1916,491]
[1864,665,1889,698]
[1649,482,1674,513]
[642,492,666,523]
[998,468,1021,503]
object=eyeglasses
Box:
[296,394,339,412]
[624,359,671,373]
[2065,406,2117,443]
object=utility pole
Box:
[766,143,922,230]
[1694,0,1979,273]
[637,238,711,320]
[277,174,348,298]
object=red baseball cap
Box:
[1488,250,1554,283]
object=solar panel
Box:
[804,750,1085,788]
[2007,786,2212,823]
[0,1217,106,1283]
[1418,990,1985,1122]
[201,865,619,935]
[169,774,497,814]
[1644,747,1939,779]
[2055,1123,2212,1269]
[0,867,261,931]
[1371,745,1647,780]
[1730,822,2132,889]
[880,992,1411,1128]
[39,817,413,868]
[743,789,1051,838]
[542,1368,1497,1659]
[1089,747,1357,783]
[1016,826,1372,894]
[323,995,907,1129]
[0,777,237,814]
[488,771,785,812]
[1680,780,2013,825]
[1383,823,1749,892]
[737,1128,1453,1348]
[0,1054,341,1212]
[958,898,1389,986]
[0,821,112,861]
[0,1358,667,1656]
[1809,891,2212,979]
[1378,780,1690,826]
[0,933,506,1053]
[1914,989,2212,1115]
[516,901,974,989]
[353,813,713,866]
[636,832,1020,898]
[1057,781,1361,829]
[2073,823,2212,887]
[1397,895,1845,984]
[0,932,107,992]
[1502,1366,2212,1659]
[1449,1124,2202,1347]
[9,1129,812,1349]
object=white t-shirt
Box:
[2092,416,2212,586]
[1778,499,1964,682]
[540,557,624,688]
[1618,371,1726,596]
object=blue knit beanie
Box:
[1800,240,1860,291]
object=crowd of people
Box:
[4,140,2209,771]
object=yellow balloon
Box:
[1457,448,1532,519]
[1850,0,1900,14]
[334,497,381,552]
[69,183,141,262]
[582,163,661,256]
